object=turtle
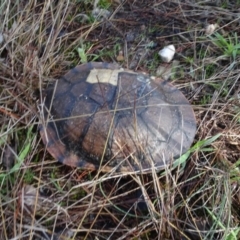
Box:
[40,62,196,173]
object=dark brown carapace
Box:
[40,62,196,173]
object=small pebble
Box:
[158,44,175,63]
[205,24,218,35]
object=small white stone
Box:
[158,45,175,63]
[205,24,218,35]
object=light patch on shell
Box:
[87,69,124,86]
[158,44,175,63]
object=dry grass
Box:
[0,0,240,239]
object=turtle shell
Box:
[40,62,196,173]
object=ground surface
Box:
[0,0,240,239]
